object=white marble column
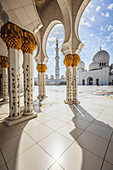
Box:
[72,54,80,104]
[38,72,46,99]
[23,53,33,115]
[65,66,73,104]
[2,67,8,101]
[73,66,79,104]
[8,49,21,120]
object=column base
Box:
[23,110,34,116]
[7,114,22,120]
[73,101,80,105]
[64,100,73,105]
[5,113,37,126]
[0,99,9,105]
[37,95,47,100]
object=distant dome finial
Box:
[100,45,101,51]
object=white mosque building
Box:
[78,47,113,85]
[34,41,113,86]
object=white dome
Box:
[61,75,65,79]
[50,75,54,79]
[93,50,109,63]
[89,61,100,71]
[78,61,85,70]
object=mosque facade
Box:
[42,43,113,86]
[78,47,113,85]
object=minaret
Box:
[55,39,60,80]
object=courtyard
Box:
[0,85,113,170]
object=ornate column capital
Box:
[21,31,37,55]
[0,56,8,68]
[73,54,80,67]
[64,54,73,67]
[36,64,47,73]
[1,22,23,50]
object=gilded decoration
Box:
[64,54,73,67]
[73,54,80,67]
[36,64,47,73]
[64,54,80,67]
[0,56,8,68]
[21,31,37,55]
[1,22,23,50]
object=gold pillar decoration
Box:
[64,54,73,67]
[21,31,37,54]
[72,54,80,67]
[0,56,8,68]
[1,22,23,50]
[36,64,47,73]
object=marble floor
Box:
[0,85,113,170]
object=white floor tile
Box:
[38,132,72,160]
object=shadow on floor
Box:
[69,104,113,170]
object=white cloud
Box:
[85,8,89,13]
[108,3,113,10]
[89,16,95,22]
[105,12,109,17]
[90,33,93,36]
[96,6,101,12]
[48,36,56,42]
[80,18,91,27]
[100,26,104,31]
[101,12,109,17]
[101,12,104,16]
[107,25,113,31]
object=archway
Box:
[87,77,93,85]
[82,79,85,85]
[96,79,99,86]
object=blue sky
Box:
[34,0,113,77]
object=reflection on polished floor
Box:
[0,86,113,170]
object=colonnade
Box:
[1,22,37,125]
[36,54,80,105]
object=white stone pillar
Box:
[38,72,45,99]
[23,53,34,115]
[8,49,21,120]
[73,66,79,104]
[65,66,73,104]
[72,54,80,104]
[2,67,8,101]
[64,54,73,104]
[37,64,47,100]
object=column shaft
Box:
[8,49,21,120]
[73,66,79,104]
[2,67,8,101]
[23,53,33,115]
[65,66,72,104]
[38,72,46,99]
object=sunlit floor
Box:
[0,85,113,170]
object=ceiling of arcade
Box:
[0,0,90,60]
[35,0,52,10]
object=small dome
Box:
[89,61,100,71]
[61,75,65,79]
[78,61,85,70]
[93,50,109,63]
[50,75,54,79]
